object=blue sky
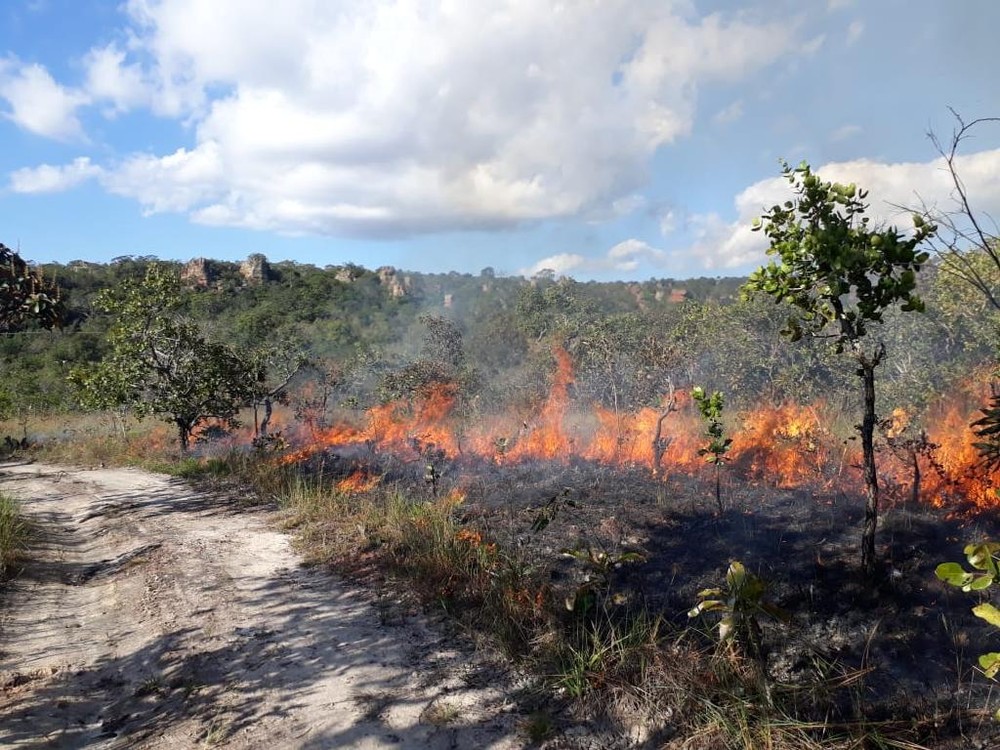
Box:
[1,0,998,280]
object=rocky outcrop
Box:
[181,258,214,288]
[376,266,409,298]
[240,253,270,285]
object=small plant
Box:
[689,561,786,665]
[560,544,644,616]
[935,541,1000,706]
[692,386,731,514]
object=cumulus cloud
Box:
[681,149,1000,270]
[8,0,801,236]
[520,238,668,278]
[9,157,103,193]
[0,58,88,140]
[84,44,149,114]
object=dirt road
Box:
[0,462,526,749]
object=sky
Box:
[0,0,998,281]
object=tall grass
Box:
[0,492,29,579]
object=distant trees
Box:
[71,264,257,453]
[744,161,935,577]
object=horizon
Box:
[2,1,998,282]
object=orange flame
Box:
[336,470,380,494]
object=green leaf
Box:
[979,652,1000,680]
[935,562,973,587]
[973,603,1000,628]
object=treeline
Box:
[0,253,995,440]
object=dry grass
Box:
[0,491,30,579]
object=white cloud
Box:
[659,209,679,236]
[12,0,801,236]
[846,20,865,45]
[9,157,103,193]
[712,99,744,126]
[0,58,88,140]
[827,0,854,10]
[84,44,149,114]
[678,149,1000,270]
[612,194,648,217]
[520,238,668,278]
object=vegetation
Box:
[692,386,731,514]
[743,160,935,577]
[0,243,64,333]
[0,491,29,579]
[70,264,258,452]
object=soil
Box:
[0,461,528,749]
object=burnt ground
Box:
[306,444,1000,747]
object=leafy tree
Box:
[743,161,935,577]
[71,264,257,453]
[1,242,64,332]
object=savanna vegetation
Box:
[4,130,1000,747]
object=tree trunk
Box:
[177,421,191,454]
[715,464,723,515]
[260,397,273,438]
[859,358,879,578]
[910,449,921,506]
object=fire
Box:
[507,347,574,461]
[731,403,831,488]
[267,346,999,511]
[336,470,380,494]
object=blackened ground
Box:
[308,445,1000,747]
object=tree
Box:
[913,112,1000,470]
[743,161,935,577]
[71,264,256,453]
[1,243,64,332]
[692,386,731,514]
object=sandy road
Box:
[0,462,526,749]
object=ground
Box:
[0,462,526,749]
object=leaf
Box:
[973,603,1000,628]
[616,551,646,564]
[965,575,995,592]
[688,600,726,618]
[935,562,973,588]
[979,652,1000,680]
[718,615,735,641]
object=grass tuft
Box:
[0,491,30,580]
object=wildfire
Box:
[263,346,998,511]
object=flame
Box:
[261,346,999,512]
[336,470,380,494]
[730,403,831,488]
[507,347,574,461]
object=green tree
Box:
[743,161,935,577]
[71,264,256,453]
[1,243,64,332]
